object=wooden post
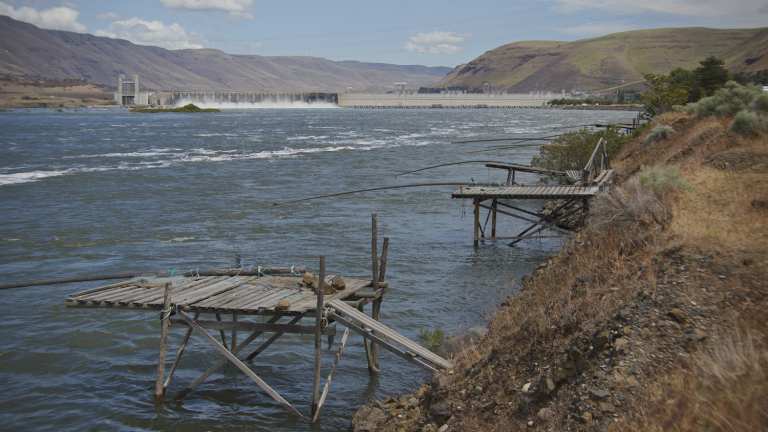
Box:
[473,199,480,247]
[371,214,379,290]
[163,311,199,391]
[154,282,173,401]
[491,199,498,240]
[311,256,326,418]
[370,236,389,373]
[215,313,227,350]
[231,312,238,352]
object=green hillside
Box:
[440,27,768,92]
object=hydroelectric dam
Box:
[161,91,554,108]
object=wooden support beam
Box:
[367,214,381,375]
[490,199,497,239]
[312,327,350,422]
[169,319,336,335]
[163,311,199,391]
[370,235,388,373]
[245,315,305,361]
[215,313,227,350]
[473,198,480,247]
[177,314,283,400]
[311,257,326,418]
[154,282,173,402]
[331,313,438,373]
[178,310,304,419]
[231,312,237,352]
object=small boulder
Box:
[537,407,555,422]
[668,308,687,324]
[589,388,610,400]
[331,275,346,290]
[302,272,316,288]
[613,337,630,352]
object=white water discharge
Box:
[174,98,339,109]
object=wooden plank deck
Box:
[65,274,371,315]
[452,184,599,200]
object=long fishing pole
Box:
[273,182,482,206]
[465,142,555,154]
[396,160,513,177]
[453,122,634,145]
[0,267,305,291]
[453,135,562,144]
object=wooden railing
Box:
[581,137,608,185]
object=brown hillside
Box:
[353,113,768,431]
[441,27,768,92]
[0,15,450,91]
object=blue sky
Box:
[1,0,766,67]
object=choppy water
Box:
[0,107,631,431]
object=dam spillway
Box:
[337,93,554,108]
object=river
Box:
[0,107,631,431]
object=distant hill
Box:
[0,15,451,92]
[440,27,768,92]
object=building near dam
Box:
[337,92,556,108]
[114,74,153,106]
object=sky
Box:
[1,0,767,67]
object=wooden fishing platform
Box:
[63,215,451,422]
[452,138,614,246]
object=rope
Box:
[272,182,482,206]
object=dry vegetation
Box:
[0,79,114,108]
[353,111,768,432]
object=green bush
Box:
[687,81,763,117]
[419,328,445,352]
[752,94,768,114]
[643,125,675,145]
[638,165,689,196]
[531,128,630,171]
[730,110,766,137]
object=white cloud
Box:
[97,12,120,21]
[160,0,253,18]
[405,31,467,55]
[95,18,204,50]
[554,0,768,17]
[0,2,86,32]
[561,22,641,36]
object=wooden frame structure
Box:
[63,214,451,423]
[453,139,614,246]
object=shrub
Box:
[687,81,763,117]
[531,128,630,171]
[419,328,445,352]
[730,110,766,137]
[590,176,669,228]
[643,125,675,145]
[638,165,689,196]
[752,93,768,114]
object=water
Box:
[0,107,631,431]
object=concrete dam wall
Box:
[337,93,555,108]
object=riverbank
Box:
[353,112,768,431]
[0,79,114,108]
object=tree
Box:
[642,73,690,116]
[694,56,729,97]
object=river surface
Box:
[0,107,631,431]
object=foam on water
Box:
[176,99,339,110]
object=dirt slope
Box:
[440,27,768,92]
[353,113,768,431]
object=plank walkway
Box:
[452,184,599,199]
[66,274,370,315]
[328,299,453,371]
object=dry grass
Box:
[628,330,768,432]
[672,167,768,251]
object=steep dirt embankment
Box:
[353,113,768,431]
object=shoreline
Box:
[352,112,768,431]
